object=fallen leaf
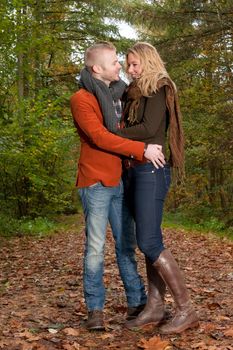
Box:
[73,342,81,350]
[63,343,76,350]
[20,342,35,350]
[85,340,98,347]
[210,331,224,340]
[215,315,231,321]
[14,329,40,341]
[0,340,9,349]
[1,225,233,350]
[48,328,59,334]
[99,333,114,340]
[63,328,80,336]
[191,341,208,349]
[224,327,233,337]
[201,322,216,333]
[207,302,221,310]
[138,335,172,350]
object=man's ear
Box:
[92,64,102,74]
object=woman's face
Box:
[127,53,143,79]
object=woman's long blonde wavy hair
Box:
[125,42,184,178]
[125,42,176,96]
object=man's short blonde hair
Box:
[84,41,116,68]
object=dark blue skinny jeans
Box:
[123,163,171,263]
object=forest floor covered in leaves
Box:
[0,215,233,350]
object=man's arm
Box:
[70,91,165,166]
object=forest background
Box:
[0,0,232,238]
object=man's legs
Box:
[79,183,111,312]
[108,180,147,309]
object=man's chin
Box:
[111,75,120,83]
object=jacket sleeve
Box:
[116,87,166,140]
[70,92,145,160]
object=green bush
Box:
[19,217,57,237]
[0,90,78,219]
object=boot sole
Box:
[160,320,199,334]
[87,325,105,331]
[125,320,162,330]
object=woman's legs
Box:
[125,164,198,333]
[133,164,169,262]
[125,164,169,328]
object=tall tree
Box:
[0,0,128,220]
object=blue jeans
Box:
[123,163,171,263]
[78,180,146,311]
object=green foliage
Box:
[0,214,20,238]
[0,0,130,235]
[18,217,56,237]
[1,0,232,237]
[0,90,76,218]
[0,212,84,238]
[0,213,56,238]
[163,211,233,240]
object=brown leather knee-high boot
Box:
[153,249,199,334]
[125,257,166,329]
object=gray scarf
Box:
[79,67,127,132]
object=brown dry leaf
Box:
[14,329,40,342]
[0,340,9,349]
[63,342,77,350]
[63,327,80,336]
[138,335,172,350]
[21,343,34,350]
[14,310,29,317]
[191,341,208,349]
[207,302,221,310]
[26,343,48,350]
[9,318,23,329]
[85,340,98,347]
[35,345,49,350]
[1,226,233,350]
[224,327,233,337]
[215,315,231,321]
[99,333,114,340]
[201,322,216,333]
[15,340,37,350]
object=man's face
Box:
[96,49,122,85]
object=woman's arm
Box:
[117,87,166,140]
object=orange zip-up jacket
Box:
[70,89,145,188]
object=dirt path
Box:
[0,220,233,350]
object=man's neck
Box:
[92,73,110,87]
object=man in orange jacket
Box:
[70,42,165,330]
